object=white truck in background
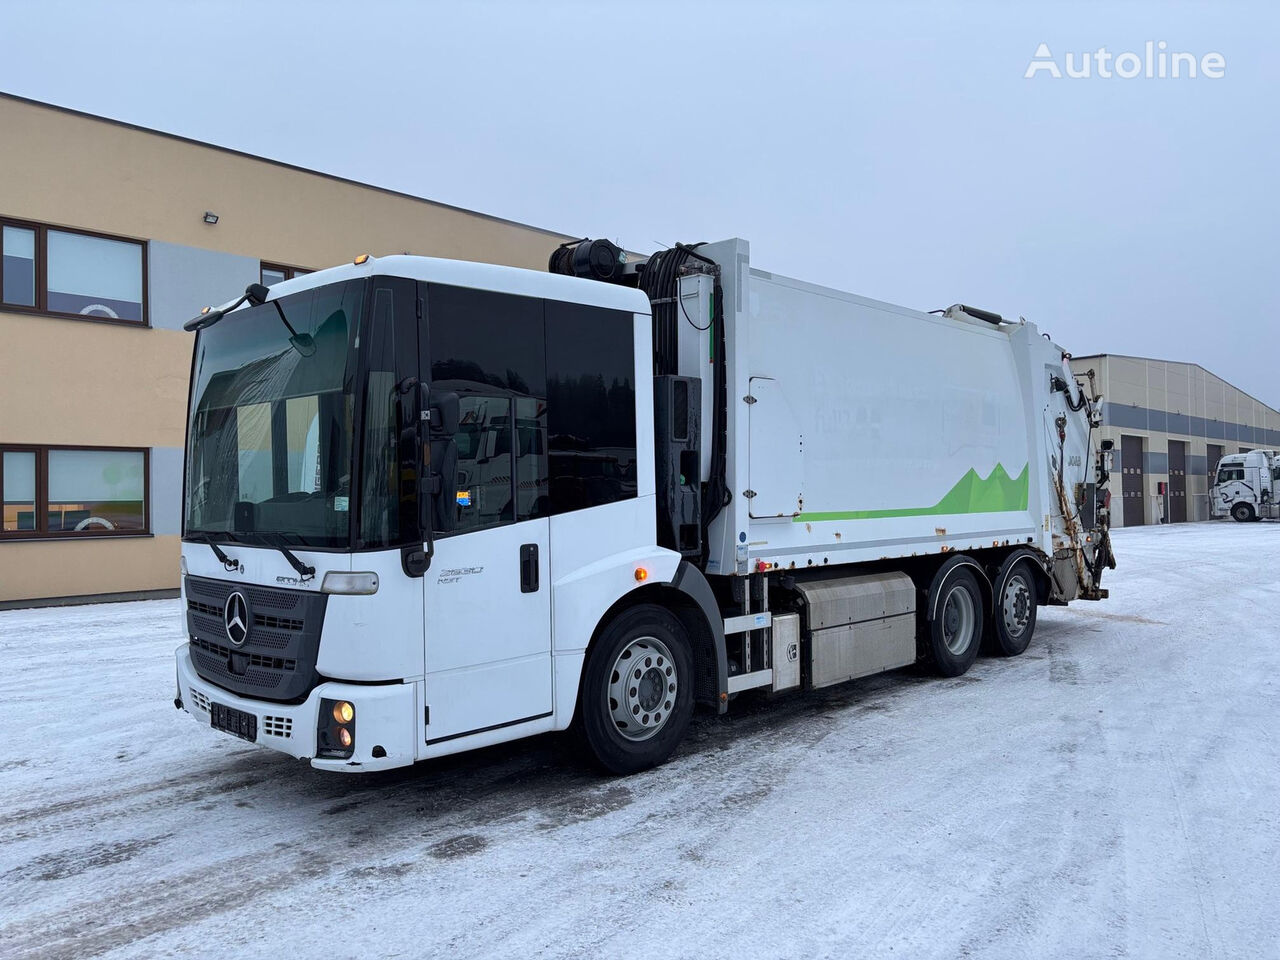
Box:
[1211,449,1280,521]
[173,236,1114,775]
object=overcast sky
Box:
[3,1,1276,405]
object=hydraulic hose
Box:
[639,243,731,564]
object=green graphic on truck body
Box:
[796,463,1030,523]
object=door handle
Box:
[520,543,539,593]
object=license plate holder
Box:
[210,702,258,742]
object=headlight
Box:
[317,697,355,759]
[321,571,379,595]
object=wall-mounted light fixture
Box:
[203,211,219,225]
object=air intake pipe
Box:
[548,238,626,282]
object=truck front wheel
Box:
[1231,502,1255,522]
[575,604,694,775]
[925,567,984,677]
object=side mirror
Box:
[414,385,460,537]
[429,390,460,437]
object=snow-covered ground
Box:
[1,523,1278,960]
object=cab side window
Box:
[426,285,547,534]
[357,278,419,549]
[545,300,637,514]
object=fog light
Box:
[317,697,357,759]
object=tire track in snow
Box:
[1,672,943,959]
[1,847,339,960]
[3,601,1127,960]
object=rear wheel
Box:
[574,604,694,775]
[1232,502,1255,523]
[989,559,1038,657]
[925,567,984,677]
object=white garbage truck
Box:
[174,237,1114,774]
[1210,449,1280,521]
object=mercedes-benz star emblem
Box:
[224,591,250,647]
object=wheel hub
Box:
[944,606,960,634]
[608,636,677,742]
[636,667,664,712]
[941,585,975,655]
[1002,573,1032,638]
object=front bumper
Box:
[175,645,417,772]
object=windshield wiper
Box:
[254,532,316,582]
[189,529,314,581]
[187,531,242,573]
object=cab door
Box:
[420,285,553,744]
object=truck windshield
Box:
[184,280,365,549]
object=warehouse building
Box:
[1069,354,1280,526]
[0,93,571,606]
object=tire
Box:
[988,558,1038,657]
[925,567,984,677]
[1231,502,1255,523]
[574,604,695,775]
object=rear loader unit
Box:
[173,238,1113,774]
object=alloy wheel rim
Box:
[608,636,677,741]
[941,585,976,655]
[1001,572,1032,639]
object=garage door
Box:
[1168,440,1187,523]
[1121,434,1145,526]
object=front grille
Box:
[190,688,212,713]
[255,613,303,632]
[240,587,297,611]
[186,601,303,634]
[189,599,220,618]
[240,629,292,651]
[190,635,297,672]
[184,575,327,703]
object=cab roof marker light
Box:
[321,572,380,595]
[354,254,370,265]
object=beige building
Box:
[0,93,570,606]
[1069,354,1280,526]
[7,95,1274,605]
